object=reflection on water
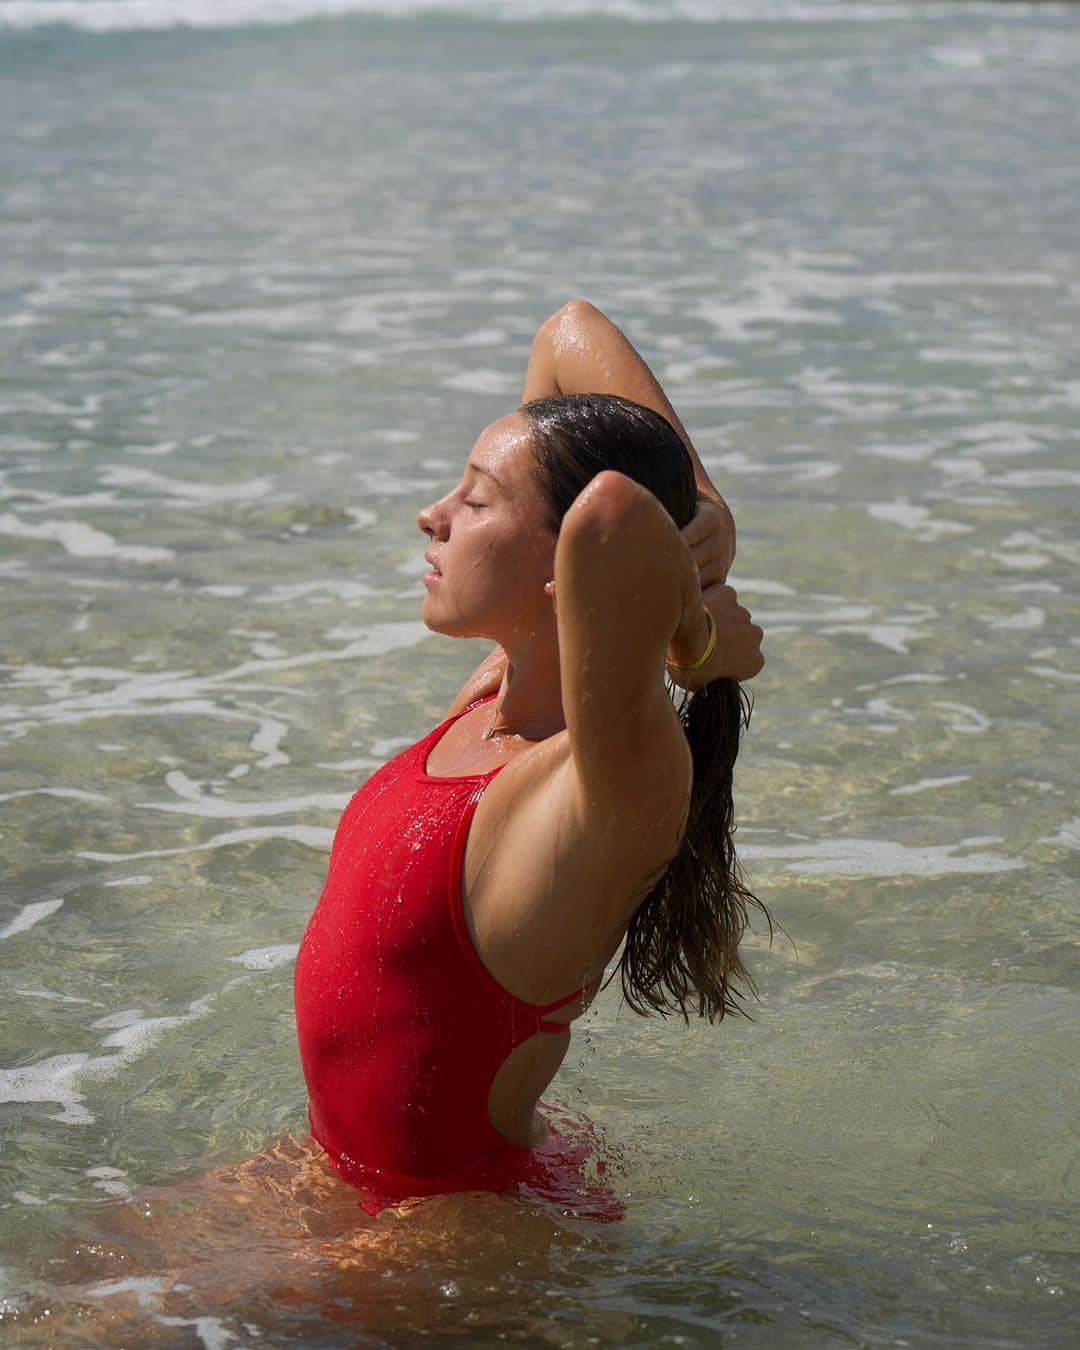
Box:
[11,1136,634,1345]
[2,0,1079,1345]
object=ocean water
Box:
[1,0,1078,1345]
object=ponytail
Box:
[616,677,769,1023]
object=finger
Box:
[697,560,726,590]
[682,530,713,571]
[679,505,712,550]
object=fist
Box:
[705,582,764,682]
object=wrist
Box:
[666,605,711,670]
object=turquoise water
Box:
[2,2,1078,1345]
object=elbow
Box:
[565,470,653,535]
[557,473,678,592]
[541,296,600,333]
[559,297,597,319]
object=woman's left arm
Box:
[523,299,736,580]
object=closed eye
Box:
[463,499,485,508]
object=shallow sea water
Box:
[1,1,1078,1345]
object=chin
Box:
[421,599,482,641]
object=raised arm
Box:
[442,300,750,717]
[522,299,735,576]
[555,470,693,862]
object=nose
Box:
[416,494,447,539]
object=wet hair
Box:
[521,392,770,1024]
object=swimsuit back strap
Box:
[535,974,604,1034]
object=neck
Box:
[488,622,564,739]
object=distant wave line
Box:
[0,0,1026,38]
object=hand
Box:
[680,493,736,587]
[703,581,764,682]
[667,580,764,690]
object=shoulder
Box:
[472,710,689,940]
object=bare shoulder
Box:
[468,711,689,968]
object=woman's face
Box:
[415,412,557,640]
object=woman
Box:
[294,299,766,1217]
[15,303,765,1340]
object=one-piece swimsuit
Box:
[294,694,619,1217]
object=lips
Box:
[424,551,442,575]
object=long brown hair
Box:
[522,393,770,1024]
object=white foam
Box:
[857,673,950,690]
[142,770,346,819]
[954,422,1056,458]
[987,606,1044,631]
[442,369,517,396]
[91,1009,147,1031]
[868,499,972,543]
[931,701,991,735]
[860,440,939,464]
[741,836,1023,877]
[1037,819,1080,850]
[127,440,178,457]
[315,755,379,771]
[86,1276,169,1311]
[12,988,99,1005]
[998,530,1080,567]
[0,978,253,1125]
[0,898,64,942]
[0,1053,99,1125]
[199,584,249,598]
[0,512,173,563]
[102,874,153,887]
[992,469,1080,489]
[1029,664,1080,685]
[758,599,930,655]
[227,944,299,970]
[249,717,291,769]
[98,465,273,503]
[863,697,915,724]
[86,1165,133,1198]
[0,787,109,805]
[0,624,423,741]
[890,774,972,797]
[729,578,795,597]
[157,1314,238,1350]
[990,548,1050,571]
[78,823,334,861]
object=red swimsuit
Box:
[294,695,620,1217]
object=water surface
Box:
[1,2,1078,1345]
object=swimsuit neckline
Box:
[418,694,505,782]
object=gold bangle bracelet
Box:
[666,608,717,673]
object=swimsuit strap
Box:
[535,974,604,1034]
[458,692,498,718]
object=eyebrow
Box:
[466,462,504,490]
